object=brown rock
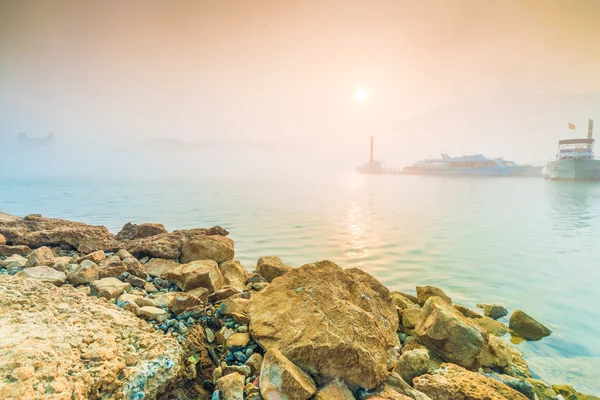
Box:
[379,372,433,400]
[255,256,293,283]
[526,379,558,400]
[0,275,183,399]
[208,286,241,303]
[479,303,508,320]
[0,233,5,245]
[0,214,120,251]
[187,287,210,303]
[163,260,224,292]
[509,310,551,341]
[126,275,146,288]
[226,332,250,348]
[415,297,509,370]
[218,371,245,400]
[74,250,106,264]
[416,286,452,306]
[122,256,147,279]
[249,260,399,389]
[137,306,168,322]
[161,292,204,315]
[98,255,127,279]
[18,266,67,286]
[453,304,483,319]
[245,353,263,376]
[413,364,528,400]
[400,309,421,333]
[392,292,420,310]
[144,258,179,278]
[116,222,168,241]
[219,260,249,290]
[395,349,430,384]
[90,277,131,299]
[181,235,235,264]
[0,245,31,257]
[67,260,100,285]
[260,348,317,400]
[24,246,55,268]
[315,380,356,400]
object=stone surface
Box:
[453,304,483,319]
[187,287,210,303]
[0,214,120,251]
[137,306,168,322]
[526,380,558,400]
[67,260,99,285]
[90,277,131,300]
[163,260,224,292]
[218,371,245,400]
[226,332,250,349]
[260,348,317,400]
[116,222,168,241]
[24,246,55,268]
[153,292,204,315]
[1,255,27,268]
[208,286,242,303]
[144,258,179,278]
[509,310,551,341]
[219,260,249,291]
[122,256,147,279]
[98,255,127,279]
[75,250,106,264]
[479,304,509,320]
[0,275,183,399]
[400,309,421,333]
[392,292,420,310]
[0,233,5,245]
[180,235,235,264]
[17,266,67,286]
[0,245,31,257]
[415,297,509,370]
[416,286,452,306]
[413,364,529,400]
[126,274,146,288]
[395,349,430,384]
[381,372,433,400]
[245,353,263,376]
[315,380,355,400]
[255,256,293,283]
[250,260,399,389]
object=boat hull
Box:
[546,159,600,181]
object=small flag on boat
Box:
[569,123,577,130]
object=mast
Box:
[370,135,374,165]
[589,118,594,139]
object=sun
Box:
[354,86,369,102]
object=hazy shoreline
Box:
[1,214,598,399]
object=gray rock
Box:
[18,266,67,286]
[509,310,551,341]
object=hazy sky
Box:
[2,0,600,172]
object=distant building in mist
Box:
[18,133,54,150]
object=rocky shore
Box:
[0,214,597,400]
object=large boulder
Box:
[17,266,67,286]
[180,235,234,264]
[24,246,55,268]
[509,310,551,341]
[218,371,245,400]
[416,286,452,306]
[219,260,249,291]
[260,348,317,400]
[0,245,31,257]
[255,256,293,283]
[90,278,131,300]
[163,260,224,292]
[413,364,529,400]
[0,275,184,399]
[74,250,106,265]
[98,255,127,279]
[122,227,228,260]
[415,297,509,370]
[395,349,431,384]
[0,214,120,251]
[249,260,399,389]
[67,260,99,285]
[144,258,179,278]
[116,222,168,241]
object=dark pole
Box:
[370,135,374,165]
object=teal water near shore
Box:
[1,174,599,393]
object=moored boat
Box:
[546,119,600,181]
[402,153,512,176]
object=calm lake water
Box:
[1,174,599,393]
